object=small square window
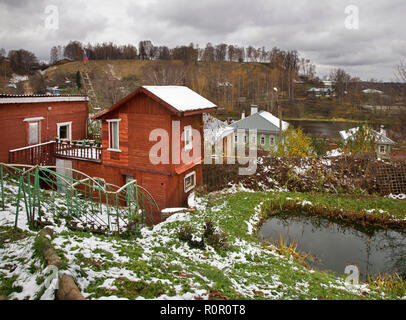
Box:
[184,171,196,193]
[57,122,72,141]
[380,145,386,154]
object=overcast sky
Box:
[0,0,405,81]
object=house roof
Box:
[229,110,289,133]
[93,86,217,119]
[203,113,234,144]
[0,94,89,104]
[339,127,396,145]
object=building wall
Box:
[233,131,279,151]
[100,93,203,175]
[70,157,202,210]
[0,101,88,163]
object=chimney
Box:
[380,125,387,137]
[241,111,245,119]
[250,105,258,116]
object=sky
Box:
[0,0,405,81]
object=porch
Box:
[8,141,102,166]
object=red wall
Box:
[0,100,88,163]
[72,158,201,210]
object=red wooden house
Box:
[58,86,217,210]
[0,94,89,164]
[4,87,216,212]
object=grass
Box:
[2,174,406,300]
[49,190,406,300]
[265,191,406,225]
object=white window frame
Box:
[184,125,193,151]
[260,134,266,146]
[184,171,196,193]
[107,119,121,152]
[57,121,72,141]
[234,134,238,143]
[379,145,386,154]
[269,135,275,146]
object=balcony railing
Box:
[9,141,102,165]
[54,141,102,162]
[9,141,55,166]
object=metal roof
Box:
[229,110,289,133]
[339,127,396,145]
[0,94,89,104]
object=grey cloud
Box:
[0,0,404,80]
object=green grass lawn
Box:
[49,190,406,300]
[2,173,406,300]
[267,191,406,220]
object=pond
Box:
[259,214,406,281]
[289,120,362,139]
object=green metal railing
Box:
[0,163,159,234]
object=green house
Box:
[339,126,396,159]
[229,106,289,151]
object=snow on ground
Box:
[388,193,406,200]
[0,178,398,300]
[326,149,343,157]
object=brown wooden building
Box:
[5,87,217,212]
[0,94,89,163]
[56,86,217,210]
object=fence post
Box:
[0,164,4,210]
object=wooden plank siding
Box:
[94,91,207,209]
[0,100,88,163]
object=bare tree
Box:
[144,61,186,85]
[50,46,58,64]
[8,49,39,75]
[330,68,351,103]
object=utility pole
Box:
[274,87,282,142]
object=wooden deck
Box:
[8,141,102,166]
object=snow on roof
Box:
[339,127,396,145]
[230,110,289,132]
[203,113,234,144]
[143,86,216,112]
[0,94,89,104]
[258,111,290,131]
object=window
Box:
[28,122,40,145]
[244,134,247,144]
[57,122,72,141]
[380,145,386,154]
[184,171,196,193]
[270,136,275,146]
[260,135,265,146]
[184,125,192,151]
[107,119,121,151]
[234,134,238,143]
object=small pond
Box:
[259,214,406,281]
